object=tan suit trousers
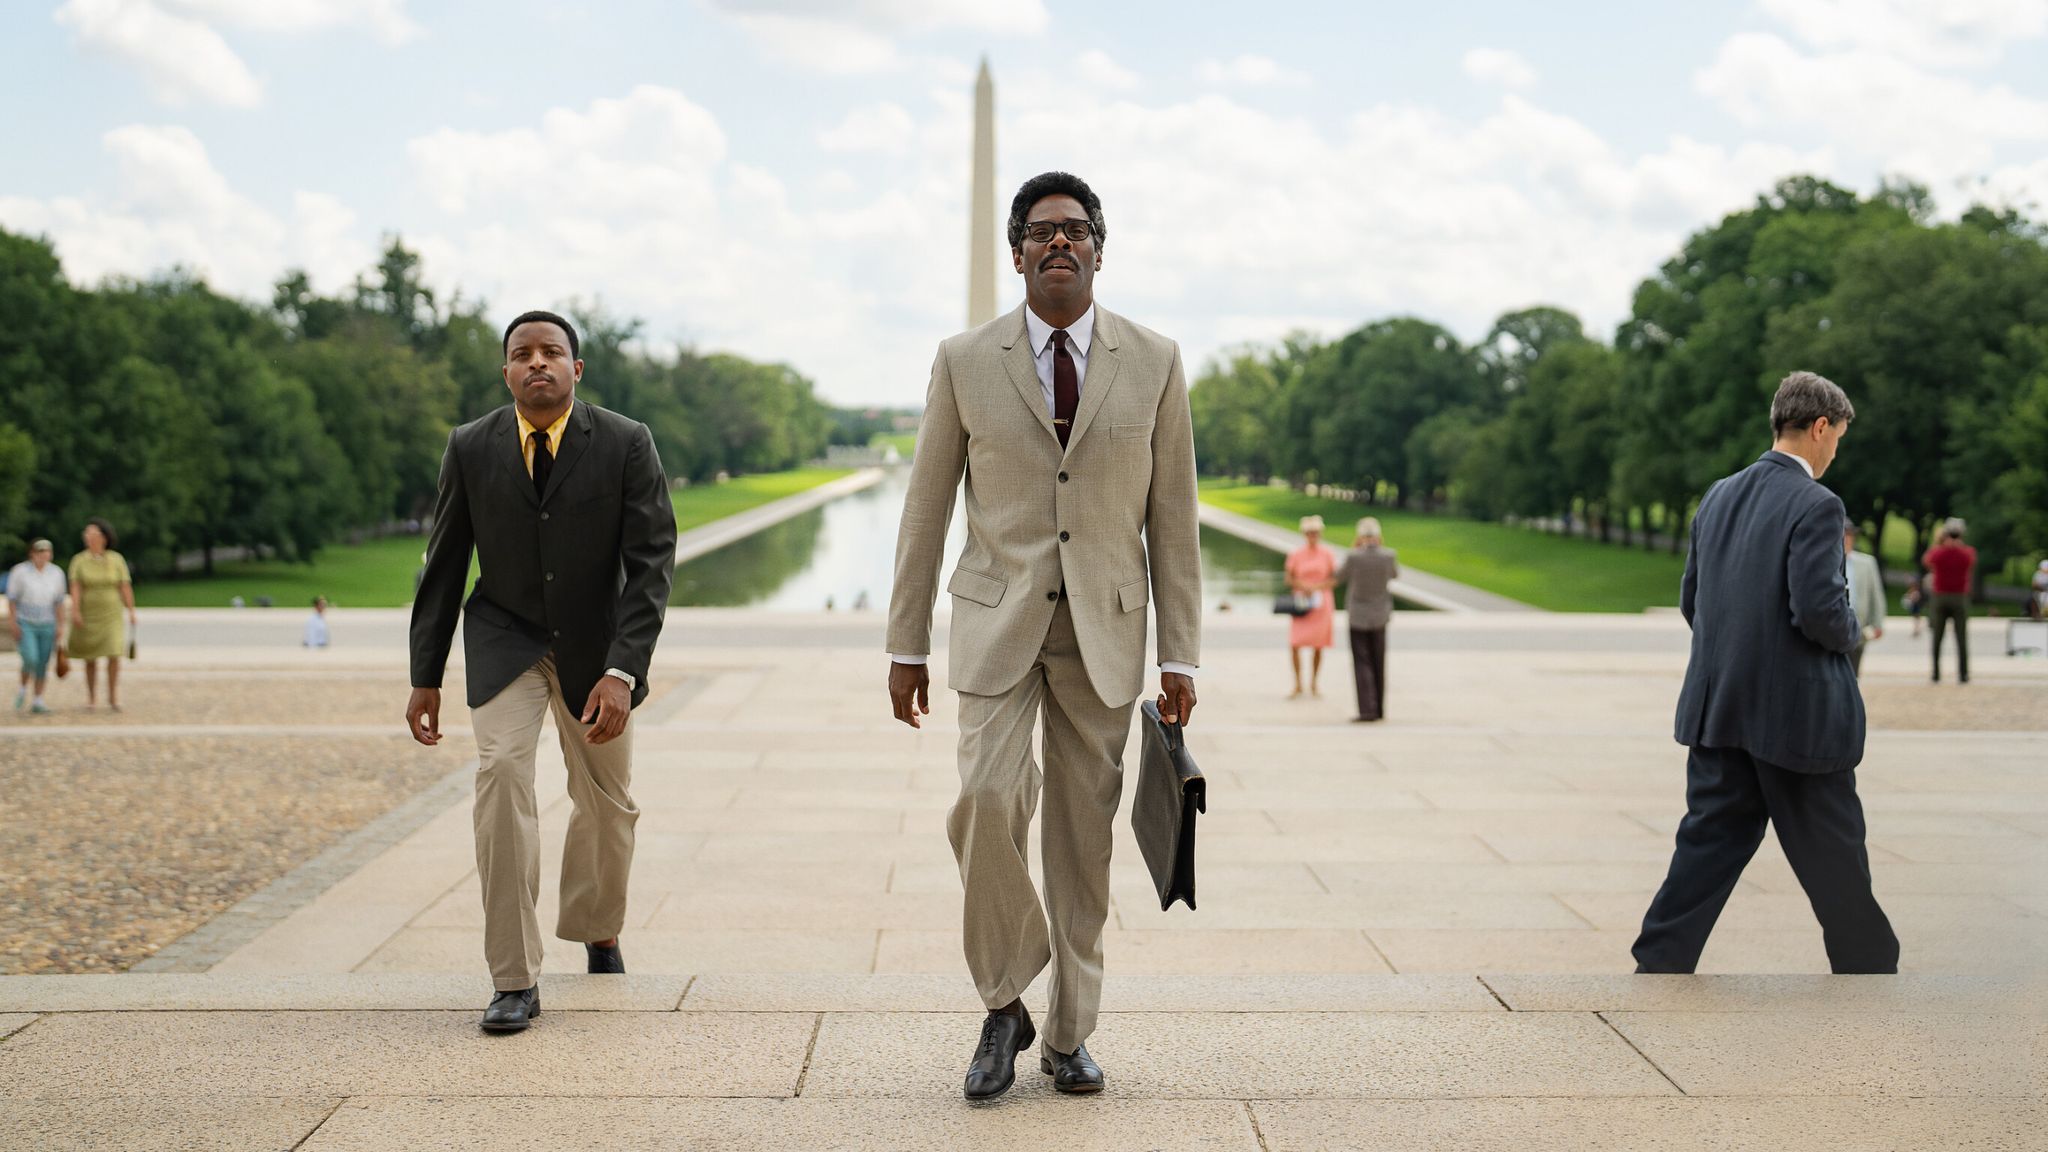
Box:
[949,600,1132,1055]
[471,656,638,991]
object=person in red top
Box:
[1922,518,1977,683]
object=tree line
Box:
[0,232,861,577]
[1190,176,2048,584]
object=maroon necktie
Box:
[1051,329,1078,448]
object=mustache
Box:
[523,372,555,385]
[1039,254,1079,271]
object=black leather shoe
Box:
[962,1005,1035,1100]
[480,987,539,1033]
[586,940,625,974]
[1041,1043,1104,1094]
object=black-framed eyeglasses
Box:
[1023,219,1095,244]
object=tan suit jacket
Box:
[888,304,1201,707]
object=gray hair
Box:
[1769,371,1854,435]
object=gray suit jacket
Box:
[1342,545,1398,631]
[410,399,676,709]
[1673,451,1863,773]
[887,304,1202,707]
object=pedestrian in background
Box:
[2030,560,2047,622]
[7,539,68,714]
[67,518,135,712]
[1285,515,1338,699]
[304,596,331,648]
[1901,574,1925,638]
[1923,518,1976,684]
[1844,521,1884,677]
[1341,517,1398,721]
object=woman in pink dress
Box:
[1285,515,1340,698]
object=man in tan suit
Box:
[888,171,1201,1100]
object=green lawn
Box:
[674,468,853,533]
[1200,480,1687,613]
[136,467,856,609]
[870,431,918,458]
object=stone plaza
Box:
[2,593,2043,1149]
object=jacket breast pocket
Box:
[947,567,1007,608]
[1111,422,1154,440]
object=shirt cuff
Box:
[603,668,637,690]
[1159,661,1197,677]
[890,654,929,665]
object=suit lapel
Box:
[998,307,1059,444]
[1063,307,1121,457]
[541,399,594,506]
[497,407,540,508]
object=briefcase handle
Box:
[1150,698,1185,753]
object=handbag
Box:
[54,640,70,680]
[1131,698,1206,911]
[1271,592,1315,617]
[126,620,137,661]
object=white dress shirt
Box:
[894,303,1194,679]
[1772,449,1816,479]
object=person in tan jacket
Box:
[887,171,1201,1100]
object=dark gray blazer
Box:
[1673,451,1862,773]
[409,399,676,710]
[1342,545,1398,631]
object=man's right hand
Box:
[406,687,443,746]
[888,661,930,729]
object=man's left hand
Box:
[1158,672,1197,726]
[581,676,632,745]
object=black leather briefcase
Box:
[1133,699,1205,911]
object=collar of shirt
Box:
[1025,303,1095,361]
[517,405,573,475]
[1771,448,1815,479]
[1025,304,1095,417]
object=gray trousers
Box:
[948,599,1132,1055]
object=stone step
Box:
[4,971,2040,1014]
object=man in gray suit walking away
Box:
[887,172,1202,1100]
[1633,371,1898,974]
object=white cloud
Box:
[818,102,920,155]
[1696,31,2048,177]
[55,0,263,107]
[706,0,1045,73]
[0,124,367,294]
[1076,50,1139,91]
[1461,47,1538,90]
[165,0,420,43]
[704,0,1046,35]
[1756,0,2048,69]
[1197,54,1311,88]
[54,0,422,107]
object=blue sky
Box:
[6,0,2047,406]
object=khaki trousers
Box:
[949,600,1133,1055]
[470,656,639,991]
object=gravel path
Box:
[1,671,473,730]
[0,735,451,974]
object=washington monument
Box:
[967,56,997,328]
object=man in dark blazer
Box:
[1633,370,1897,975]
[406,310,676,1031]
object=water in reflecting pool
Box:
[668,467,1306,613]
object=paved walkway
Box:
[1,610,2043,1148]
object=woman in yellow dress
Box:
[67,518,136,711]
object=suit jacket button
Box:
[1059,531,1070,542]
[553,629,561,638]
[541,512,550,521]
[1058,471,1069,482]
[545,572,555,582]
[1046,591,1058,602]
